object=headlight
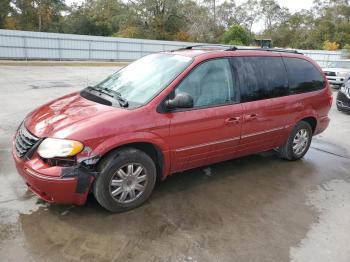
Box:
[337,71,349,77]
[37,138,84,159]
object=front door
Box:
[164,58,243,172]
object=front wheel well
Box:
[97,142,164,180]
[300,117,317,134]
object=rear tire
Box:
[93,147,157,212]
[279,121,313,161]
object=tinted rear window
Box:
[232,57,289,102]
[283,57,325,94]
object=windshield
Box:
[328,61,350,69]
[94,53,193,106]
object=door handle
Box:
[225,117,241,125]
[245,113,258,121]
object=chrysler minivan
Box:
[13,46,332,212]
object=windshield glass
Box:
[94,53,193,106]
[329,61,350,69]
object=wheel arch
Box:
[299,116,317,134]
[95,141,168,181]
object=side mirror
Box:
[165,92,194,109]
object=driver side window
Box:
[175,58,235,108]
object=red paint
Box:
[12,49,332,206]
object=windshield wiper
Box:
[88,86,129,107]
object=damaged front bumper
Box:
[12,149,99,206]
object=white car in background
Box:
[323,60,350,88]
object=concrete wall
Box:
[0,29,345,67]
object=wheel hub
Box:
[292,129,310,156]
[109,163,148,204]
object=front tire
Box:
[279,121,313,161]
[93,147,157,212]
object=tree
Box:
[266,9,315,48]
[216,0,238,29]
[219,24,250,45]
[265,0,350,49]
[63,0,129,36]
[179,0,217,42]
[3,0,350,50]
[235,0,262,38]
[11,0,66,32]
[127,0,186,40]
[0,0,12,28]
[260,0,289,37]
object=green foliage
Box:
[63,0,128,36]
[219,25,250,45]
[12,0,67,32]
[2,0,350,50]
[268,0,350,49]
[115,26,143,39]
[0,0,12,28]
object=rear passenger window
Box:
[283,57,325,94]
[232,57,289,102]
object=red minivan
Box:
[12,47,332,212]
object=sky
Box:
[64,0,315,32]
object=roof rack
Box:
[177,44,231,51]
[225,46,303,54]
[174,45,303,55]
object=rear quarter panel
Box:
[281,53,332,134]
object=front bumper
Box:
[337,91,350,112]
[326,76,346,86]
[12,147,91,206]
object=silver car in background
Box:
[323,60,350,88]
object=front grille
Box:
[15,123,39,158]
[324,71,336,77]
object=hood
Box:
[25,92,118,138]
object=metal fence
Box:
[295,49,344,67]
[0,29,345,67]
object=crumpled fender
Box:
[60,155,100,194]
[78,131,171,178]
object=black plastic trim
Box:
[60,156,101,194]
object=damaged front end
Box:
[59,155,101,194]
[13,122,104,205]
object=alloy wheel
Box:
[292,129,310,156]
[109,163,148,204]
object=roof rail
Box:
[225,46,303,54]
[174,45,303,55]
[177,44,231,51]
